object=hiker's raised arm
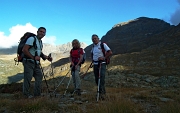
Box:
[22,44,34,60]
[40,52,46,60]
[40,52,52,61]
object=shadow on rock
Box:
[7,73,24,84]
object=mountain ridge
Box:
[85,17,174,58]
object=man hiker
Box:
[22,27,52,98]
[91,34,112,99]
[69,39,83,95]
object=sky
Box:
[0,0,180,48]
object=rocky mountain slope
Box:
[85,17,173,57]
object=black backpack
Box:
[14,32,36,65]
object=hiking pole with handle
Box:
[63,67,74,97]
[53,68,71,96]
[81,62,93,79]
[35,51,51,94]
[97,62,102,102]
[48,53,55,90]
[39,63,51,94]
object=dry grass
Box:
[86,94,142,113]
[0,82,180,113]
[0,95,59,113]
[159,102,180,113]
[0,57,180,113]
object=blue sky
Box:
[0,0,179,48]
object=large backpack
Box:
[92,42,110,65]
[70,48,86,64]
[14,32,36,65]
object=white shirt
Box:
[91,42,110,64]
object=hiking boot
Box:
[76,89,81,96]
[99,94,106,100]
[28,95,34,99]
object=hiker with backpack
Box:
[21,27,52,98]
[91,34,112,100]
[70,39,85,95]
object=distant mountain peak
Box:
[113,17,169,29]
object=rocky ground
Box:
[1,47,180,112]
[0,62,180,113]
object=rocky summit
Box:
[0,17,180,113]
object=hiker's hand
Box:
[98,57,105,61]
[47,57,52,62]
[75,65,78,69]
[90,64,93,68]
[71,62,74,66]
[35,56,40,61]
[43,55,52,61]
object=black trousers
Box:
[93,63,106,94]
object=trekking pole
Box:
[39,63,51,94]
[97,62,102,102]
[81,62,93,79]
[63,68,74,97]
[53,68,71,95]
[71,89,76,97]
[48,53,55,90]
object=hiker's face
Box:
[37,29,46,39]
[92,36,99,44]
[72,41,79,48]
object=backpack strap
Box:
[70,49,73,57]
[32,36,37,49]
[39,40,43,50]
[78,48,83,56]
[78,48,82,64]
[100,42,106,57]
[78,48,80,56]
[91,45,94,61]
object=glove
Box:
[48,53,53,61]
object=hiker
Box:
[22,27,52,98]
[91,34,112,99]
[69,39,83,95]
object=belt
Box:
[93,60,106,65]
